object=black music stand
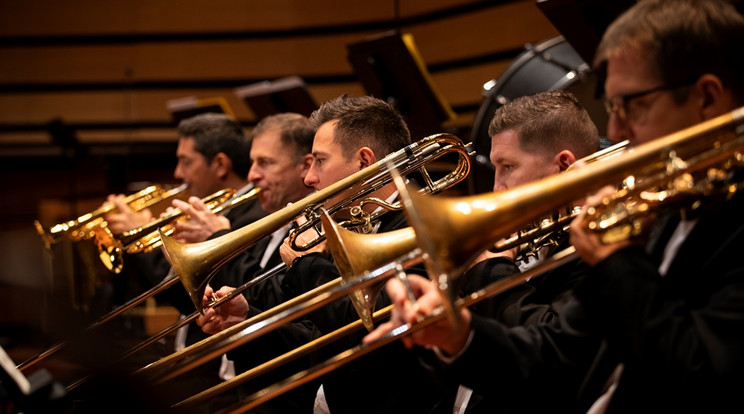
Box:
[346,31,456,140]
[234,76,318,119]
[166,96,236,123]
[0,346,66,412]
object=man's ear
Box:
[212,152,232,178]
[554,150,576,172]
[357,147,376,170]
[696,74,732,120]
[299,153,313,179]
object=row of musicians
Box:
[77,1,744,412]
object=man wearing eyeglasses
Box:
[365,0,744,412]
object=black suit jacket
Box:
[441,191,744,413]
[279,210,448,414]
[117,193,267,412]
[441,234,590,413]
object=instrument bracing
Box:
[160,133,473,314]
[181,107,744,412]
[34,183,188,251]
[93,186,260,274]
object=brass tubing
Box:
[214,248,577,414]
[174,305,393,409]
[135,249,422,383]
[120,262,286,360]
[161,134,471,313]
[17,275,181,372]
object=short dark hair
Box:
[594,0,744,105]
[250,113,315,161]
[309,95,411,159]
[177,113,252,177]
[488,90,600,159]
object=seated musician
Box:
[366,0,744,412]
[199,95,448,413]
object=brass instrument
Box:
[17,272,181,372]
[161,133,473,313]
[135,226,423,384]
[27,135,470,387]
[18,187,252,371]
[134,133,471,382]
[33,183,188,251]
[168,107,744,413]
[396,113,743,314]
[93,186,260,274]
[169,140,635,409]
[493,139,629,261]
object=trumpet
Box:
[92,186,260,274]
[164,106,744,413]
[161,133,473,313]
[33,183,188,251]
[19,187,260,372]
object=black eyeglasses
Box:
[603,77,697,122]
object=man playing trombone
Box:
[197,94,448,413]
[193,112,322,413]
[99,112,266,410]
[439,89,602,413]
[366,0,744,412]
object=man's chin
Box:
[258,195,273,212]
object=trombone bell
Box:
[394,107,744,316]
[321,210,417,331]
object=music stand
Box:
[0,345,66,411]
[166,96,236,123]
[234,76,318,119]
[346,31,456,140]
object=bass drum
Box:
[467,36,608,194]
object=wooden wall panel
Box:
[406,1,558,63]
[0,0,583,233]
[0,0,400,35]
[0,9,557,85]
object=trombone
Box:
[165,106,744,412]
[133,133,472,381]
[161,133,473,313]
[25,133,470,385]
[92,186,260,274]
[161,139,632,409]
